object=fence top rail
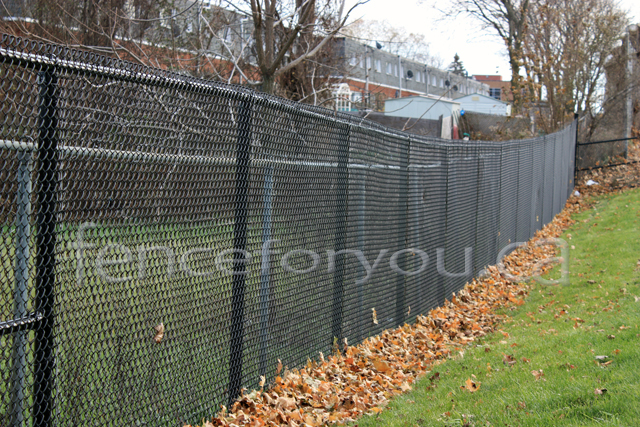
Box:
[0,34,571,150]
[579,136,640,146]
[0,37,412,143]
[0,139,440,169]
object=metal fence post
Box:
[259,165,273,378]
[332,124,351,346]
[496,145,504,262]
[395,137,410,326]
[34,67,58,427]
[228,95,252,406]
[10,149,33,427]
[573,113,579,184]
[355,167,366,342]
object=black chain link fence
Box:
[0,35,576,427]
[575,136,640,173]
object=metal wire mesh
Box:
[0,35,577,427]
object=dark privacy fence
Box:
[0,36,576,427]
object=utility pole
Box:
[364,47,370,108]
[425,66,430,95]
[398,55,402,97]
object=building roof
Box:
[385,94,460,105]
[473,75,504,82]
[456,93,509,105]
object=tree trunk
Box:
[262,73,276,94]
[508,38,524,114]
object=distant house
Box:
[384,95,463,139]
[384,95,461,120]
[456,93,512,116]
[472,75,512,102]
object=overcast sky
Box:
[344,0,640,77]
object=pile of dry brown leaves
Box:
[187,162,636,427]
[576,136,640,195]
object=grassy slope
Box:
[357,188,640,427]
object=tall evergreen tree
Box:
[447,53,467,76]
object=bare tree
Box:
[523,0,628,133]
[245,0,364,94]
[1,0,365,98]
[440,0,530,112]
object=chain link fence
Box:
[0,35,576,427]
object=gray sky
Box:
[345,0,640,77]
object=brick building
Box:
[472,75,512,102]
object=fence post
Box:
[10,149,33,427]
[228,95,252,406]
[259,165,273,378]
[332,124,351,346]
[573,113,579,184]
[355,167,366,342]
[395,136,410,326]
[33,67,58,427]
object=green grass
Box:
[1,216,345,425]
[357,188,640,427]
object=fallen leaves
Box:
[531,369,545,381]
[594,388,608,396]
[576,140,640,196]
[372,359,391,373]
[186,191,592,426]
[502,354,517,367]
[153,323,164,344]
[464,378,480,393]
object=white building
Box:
[384,95,463,139]
[456,93,512,116]
[384,95,461,120]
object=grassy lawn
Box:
[1,217,345,425]
[357,188,640,427]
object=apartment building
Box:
[1,0,490,111]
[333,38,490,112]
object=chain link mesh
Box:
[0,35,576,426]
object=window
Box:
[366,57,371,70]
[351,92,362,103]
[349,56,357,67]
[333,84,352,112]
[432,75,437,86]
[416,71,421,83]
[440,78,444,87]
[386,62,392,74]
[186,22,193,33]
[394,64,398,77]
[375,59,381,72]
[489,88,501,100]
